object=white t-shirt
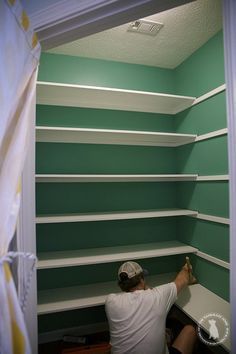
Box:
[105,282,177,354]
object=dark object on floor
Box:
[63,335,87,345]
[61,342,111,354]
[39,331,110,354]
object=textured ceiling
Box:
[48,0,222,69]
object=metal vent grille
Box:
[127,19,163,36]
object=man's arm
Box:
[174,262,197,295]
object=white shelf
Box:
[196,250,230,269]
[176,283,230,351]
[195,128,228,142]
[197,174,229,181]
[36,81,196,115]
[36,174,198,183]
[36,209,198,224]
[36,126,197,147]
[192,84,226,106]
[37,273,175,314]
[37,241,198,269]
[36,174,230,183]
[193,213,230,225]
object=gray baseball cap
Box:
[118,261,148,280]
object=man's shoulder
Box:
[105,293,130,315]
[105,292,122,305]
[152,282,177,292]
[106,293,117,301]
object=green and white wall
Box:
[175,31,229,301]
[36,31,229,340]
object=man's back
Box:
[105,282,177,354]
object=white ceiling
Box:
[48,0,222,69]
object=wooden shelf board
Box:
[36,126,196,147]
[36,209,198,224]
[37,241,198,269]
[35,174,198,183]
[36,81,196,115]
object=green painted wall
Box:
[39,52,175,94]
[37,256,180,291]
[174,31,229,301]
[177,218,229,262]
[36,182,177,215]
[176,136,228,175]
[36,143,177,174]
[37,30,229,334]
[178,255,229,301]
[36,105,174,132]
[174,31,225,97]
[175,92,227,135]
[37,218,178,253]
[177,181,229,217]
[38,306,107,333]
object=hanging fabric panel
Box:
[0,1,41,353]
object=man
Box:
[105,259,197,354]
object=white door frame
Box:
[18,94,37,354]
[223,1,236,352]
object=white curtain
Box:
[0,1,40,353]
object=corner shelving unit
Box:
[36,81,230,351]
[35,81,199,307]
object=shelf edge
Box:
[36,209,198,224]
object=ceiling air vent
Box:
[127,19,163,36]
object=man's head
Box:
[118,261,147,292]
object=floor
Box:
[39,332,110,354]
[38,306,228,354]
